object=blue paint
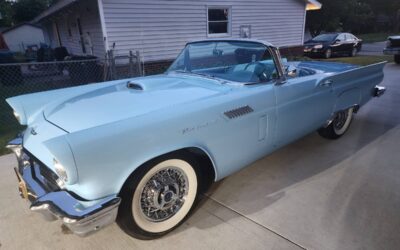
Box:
[6,40,386,200]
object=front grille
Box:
[23,149,60,192]
[38,164,60,191]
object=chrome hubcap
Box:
[140,168,188,222]
[333,111,348,130]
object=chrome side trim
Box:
[224,106,254,119]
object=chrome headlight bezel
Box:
[53,158,68,186]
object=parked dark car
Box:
[304,33,363,59]
[383,36,400,64]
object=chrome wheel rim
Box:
[333,111,348,131]
[139,167,189,222]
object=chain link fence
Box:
[0,51,142,127]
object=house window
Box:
[207,7,230,36]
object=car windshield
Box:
[311,34,337,42]
[167,41,278,84]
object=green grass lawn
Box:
[356,33,393,43]
[321,55,393,66]
[0,123,24,155]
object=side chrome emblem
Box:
[30,128,37,135]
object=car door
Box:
[331,34,346,54]
[344,33,356,51]
[273,76,335,148]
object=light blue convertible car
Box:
[6,39,386,239]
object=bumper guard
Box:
[373,85,386,97]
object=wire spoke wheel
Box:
[117,157,198,239]
[318,107,354,139]
[139,167,189,222]
[333,108,353,135]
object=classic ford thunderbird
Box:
[6,39,386,239]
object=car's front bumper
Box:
[6,135,121,237]
[383,47,400,55]
[303,48,325,57]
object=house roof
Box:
[32,0,76,23]
[32,0,321,23]
[1,23,43,34]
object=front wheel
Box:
[324,49,332,59]
[349,47,357,57]
[318,108,354,139]
[395,55,400,64]
[117,155,199,239]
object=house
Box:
[2,23,45,52]
[33,0,321,67]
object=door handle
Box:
[319,80,333,87]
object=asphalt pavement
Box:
[359,41,386,56]
[0,63,399,250]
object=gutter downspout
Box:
[97,0,109,54]
[302,3,307,44]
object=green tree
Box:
[306,0,347,36]
[341,1,375,34]
[0,0,13,27]
[12,0,53,24]
[306,0,398,36]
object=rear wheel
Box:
[117,155,199,239]
[395,55,400,64]
[318,108,354,139]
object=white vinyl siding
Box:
[102,0,306,62]
[42,0,105,58]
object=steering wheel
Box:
[244,62,272,82]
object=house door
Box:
[77,18,86,54]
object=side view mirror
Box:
[334,39,341,44]
[285,65,297,78]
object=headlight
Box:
[313,44,323,49]
[53,158,68,184]
[13,111,21,123]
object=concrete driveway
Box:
[1,63,399,250]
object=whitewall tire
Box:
[117,154,199,239]
[318,107,354,139]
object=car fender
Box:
[115,143,218,196]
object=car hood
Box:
[44,74,229,132]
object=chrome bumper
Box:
[373,85,386,97]
[6,136,121,237]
